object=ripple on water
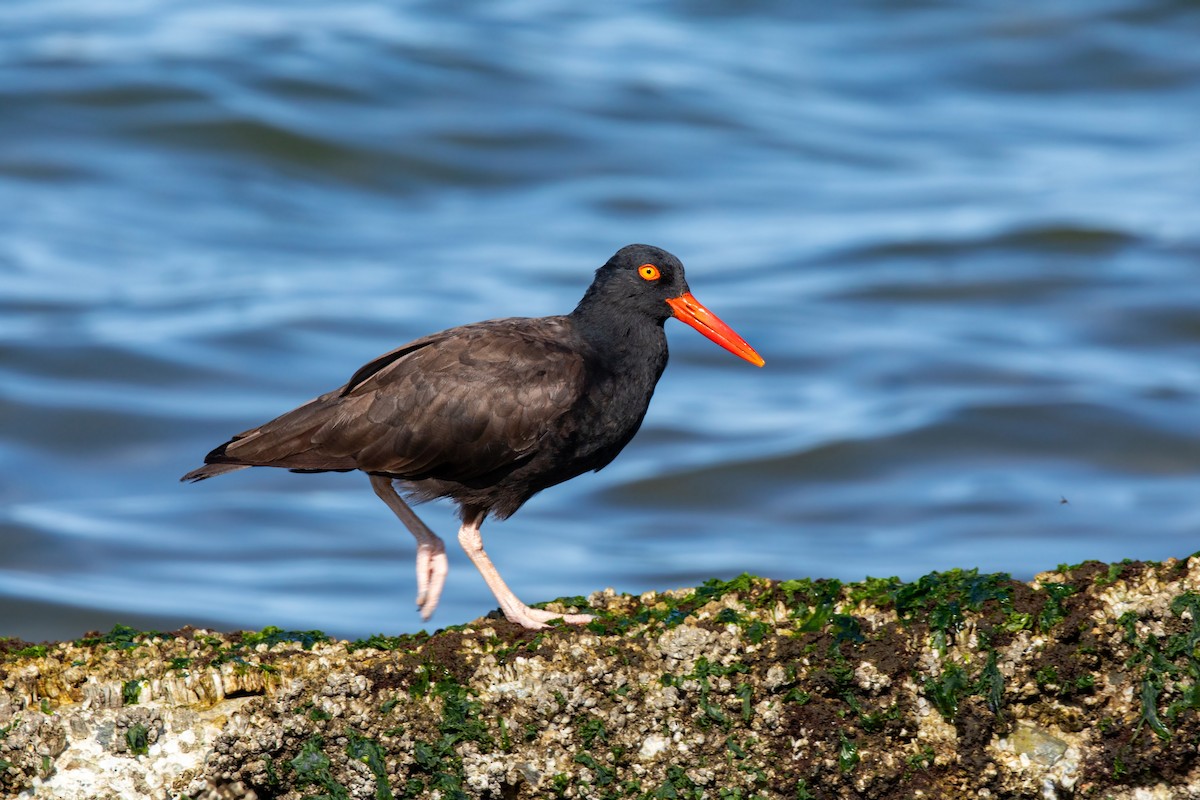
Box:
[1,1,1199,639]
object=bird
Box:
[182,244,764,629]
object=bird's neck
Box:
[569,303,669,374]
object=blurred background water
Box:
[2,0,1199,642]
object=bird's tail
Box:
[179,388,357,483]
[180,462,250,483]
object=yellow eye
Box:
[638,264,660,281]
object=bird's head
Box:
[578,244,764,367]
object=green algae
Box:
[651,764,704,799]
[346,729,392,800]
[891,568,1014,649]
[578,573,779,637]
[980,650,1004,712]
[240,626,329,650]
[924,663,971,721]
[661,656,751,730]
[403,672,492,799]
[124,723,150,756]
[121,678,142,706]
[1117,590,1200,743]
[289,735,348,800]
[346,632,427,653]
[837,730,860,773]
[535,595,590,611]
[1034,582,1077,632]
[578,715,608,748]
[167,656,192,671]
[76,624,160,651]
[0,640,48,660]
[572,752,617,788]
[779,577,843,632]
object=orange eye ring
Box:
[638,264,661,281]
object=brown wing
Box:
[195,317,587,482]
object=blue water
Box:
[2,1,1199,641]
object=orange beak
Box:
[665,292,764,367]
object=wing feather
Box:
[208,317,586,483]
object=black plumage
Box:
[183,244,762,629]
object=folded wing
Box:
[184,317,586,484]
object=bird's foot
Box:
[454,512,593,629]
[415,540,449,620]
[502,603,595,630]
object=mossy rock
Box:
[2,556,1200,798]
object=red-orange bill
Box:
[666,292,765,367]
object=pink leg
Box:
[456,509,594,630]
[369,475,447,621]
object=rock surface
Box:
[4,557,1200,799]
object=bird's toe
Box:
[518,606,595,626]
[414,544,449,618]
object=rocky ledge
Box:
[4,556,1200,799]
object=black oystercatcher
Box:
[182,244,763,629]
